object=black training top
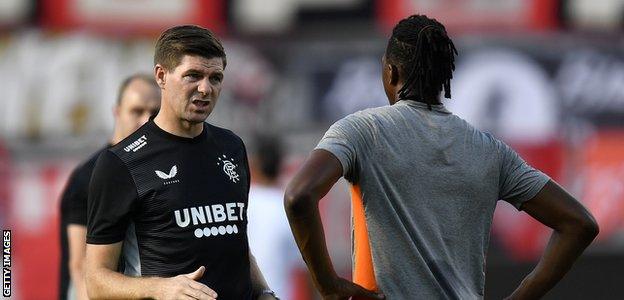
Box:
[59,146,107,300]
[87,120,252,300]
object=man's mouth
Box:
[192,99,210,108]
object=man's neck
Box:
[153,113,203,138]
[110,129,123,145]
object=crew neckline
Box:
[397,100,451,114]
[148,119,208,144]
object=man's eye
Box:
[185,74,201,79]
[210,76,223,83]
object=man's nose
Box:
[197,78,211,97]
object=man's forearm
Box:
[249,253,270,297]
[283,151,384,300]
[67,225,89,299]
[86,266,161,299]
[285,195,339,293]
[69,262,88,300]
[508,224,597,299]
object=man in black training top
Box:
[59,73,160,300]
[85,25,277,300]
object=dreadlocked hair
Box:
[385,15,458,109]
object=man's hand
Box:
[319,276,384,300]
[155,266,218,300]
[86,243,219,299]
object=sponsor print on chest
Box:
[157,153,245,239]
[174,202,245,239]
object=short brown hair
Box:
[154,25,226,71]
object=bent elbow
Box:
[580,215,599,239]
[284,185,313,217]
[566,211,600,240]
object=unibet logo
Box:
[124,135,147,152]
[193,225,239,238]
[174,202,245,238]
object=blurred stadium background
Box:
[0,0,623,299]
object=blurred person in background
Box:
[85,25,276,300]
[285,14,598,300]
[247,134,302,300]
[59,73,160,300]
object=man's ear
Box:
[389,63,400,86]
[154,64,166,88]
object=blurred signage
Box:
[0,0,32,27]
[8,160,75,300]
[0,33,154,138]
[232,0,367,32]
[563,0,624,30]
[376,0,558,32]
[580,131,624,241]
[0,34,275,139]
[41,0,225,35]
[556,50,624,118]
[448,49,559,142]
[322,57,387,121]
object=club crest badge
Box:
[217,155,240,183]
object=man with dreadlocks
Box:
[285,14,598,299]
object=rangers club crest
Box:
[217,155,240,183]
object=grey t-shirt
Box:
[316,100,549,299]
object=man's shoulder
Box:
[109,124,152,157]
[72,146,108,180]
[60,146,108,212]
[63,146,109,192]
[206,123,245,148]
[336,105,398,126]
[326,106,395,138]
[346,105,393,119]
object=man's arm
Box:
[67,225,88,300]
[61,162,90,300]
[249,252,278,299]
[507,180,599,299]
[85,242,218,300]
[284,149,384,300]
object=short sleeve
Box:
[497,141,550,210]
[314,115,366,183]
[60,168,89,226]
[86,150,139,244]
